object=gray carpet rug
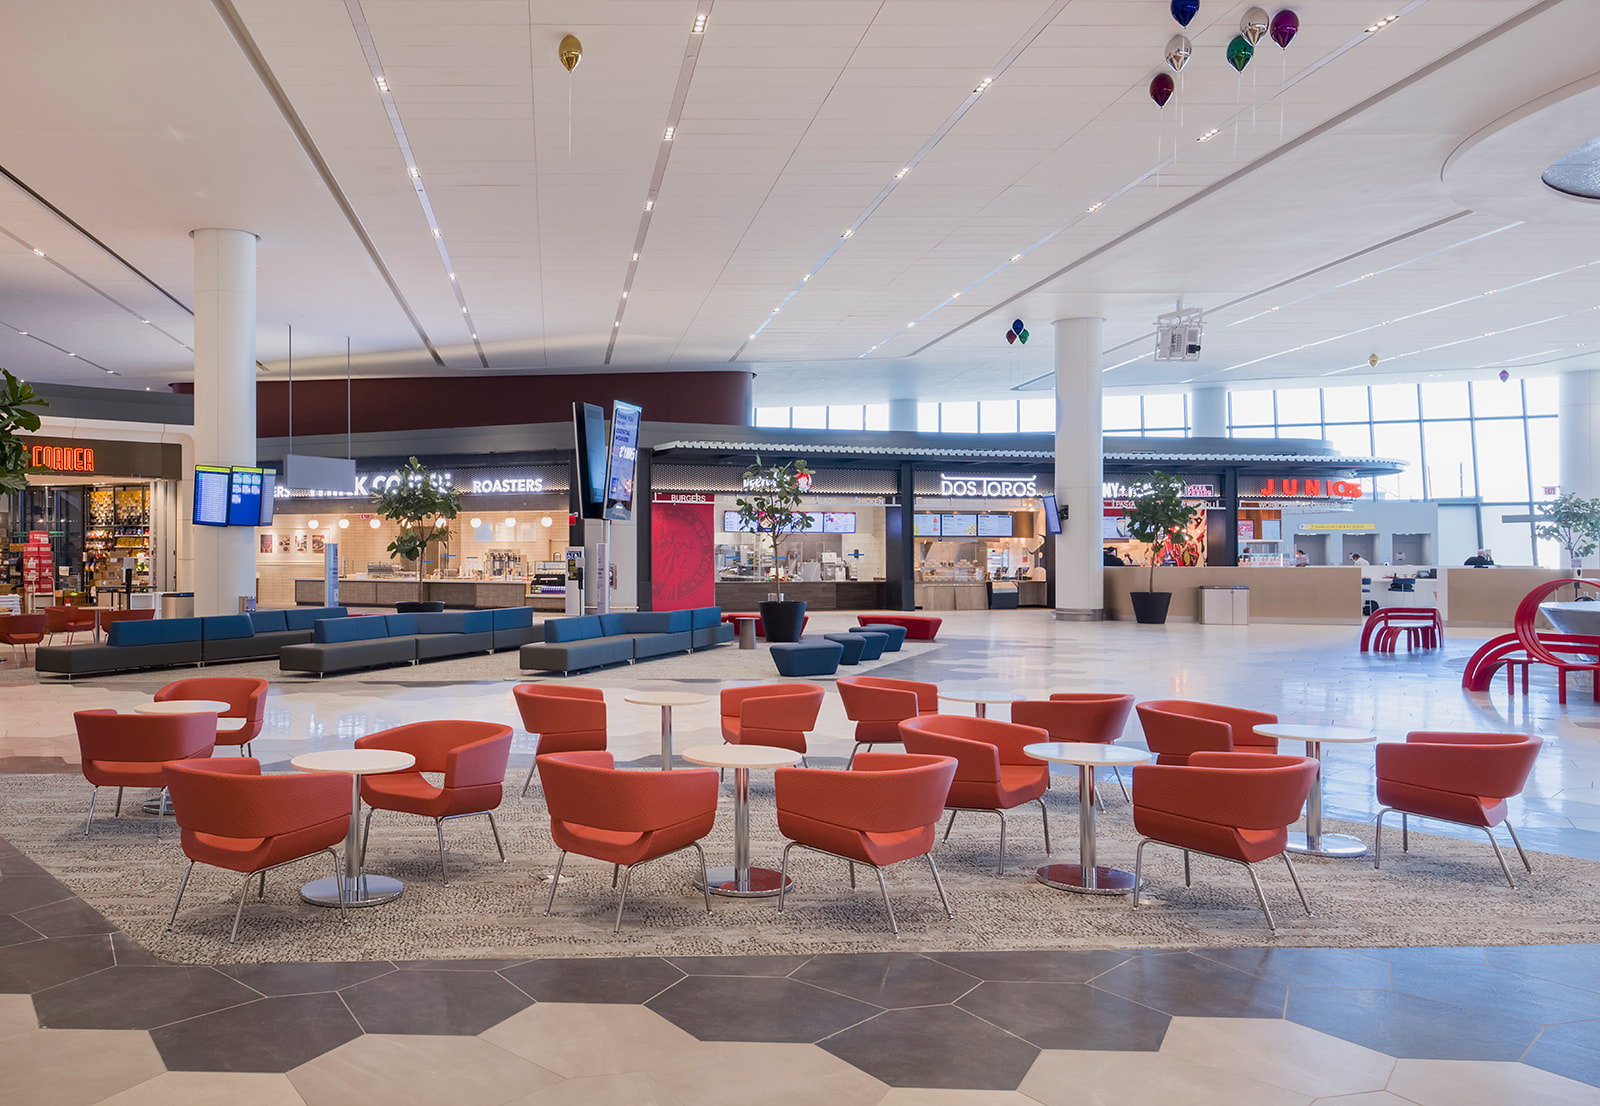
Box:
[5,769,1598,964]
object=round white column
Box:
[191,228,259,617]
[888,396,918,432]
[1561,370,1600,568]
[1054,317,1104,620]
[1190,385,1227,438]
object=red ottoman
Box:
[857,614,941,641]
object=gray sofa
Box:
[519,610,694,674]
[691,605,737,650]
[279,609,512,676]
[35,607,346,677]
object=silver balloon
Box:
[1165,34,1192,73]
[1240,6,1270,46]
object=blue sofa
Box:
[35,607,348,677]
[519,609,697,674]
[691,606,736,650]
[279,609,506,676]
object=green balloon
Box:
[1227,34,1253,72]
[1019,329,1029,344]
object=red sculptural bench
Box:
[857,615,942,641]
[1360,607,1442,653]
[1461,579,1600,703]
[720,612,809,638]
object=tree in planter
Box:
[1124,471,1202,594]
[1536,493,1600,572]
[0,369,48,493]
[733,456,815,587]
[369,457,462,603]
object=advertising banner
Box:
[651,499,715,610]
[324,542,340,606]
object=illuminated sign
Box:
[470,477,544,494]
[30,445,95,473]
[939,473,1037,497]
[1256,477,1362,500]
[22,436,180,480]
[742,471,814,493]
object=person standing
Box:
[1349,552,1370,568]
[1464,549,1495,567]
[1293,549,1309,567]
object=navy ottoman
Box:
[852,623,908,652]
[771,640,843,677]
[847,630,889,660]
[822,633,867,665]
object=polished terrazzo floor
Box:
[3,610,1600,1103]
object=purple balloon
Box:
[1270,9,1298,48]
[1005,330,1016,345]
[1499,369,1510,382]
[1150,73,1175,108]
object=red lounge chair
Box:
[721,683,825,759]
[0,613,46,661]
[837,676,939,765]
[513,684,606,796]
[74,708,215,837]
[1136,699,1279,766]
[155,677,269,755]
[1011,693,1135,798]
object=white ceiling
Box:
[0,0,1596,407]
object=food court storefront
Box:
[911,469,1055,609]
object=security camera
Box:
[1186,340,1201,356]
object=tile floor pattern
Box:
[6,612,1600,1102]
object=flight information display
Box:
[193,465,231,527]
[228,466,265,526]
[257,470,277,525]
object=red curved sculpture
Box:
[1462,579,1600,700]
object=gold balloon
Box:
[559,34,582,73]
[1369,354,1380,368]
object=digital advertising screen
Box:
[573,402,608,520]
[723,510,757,533]
[977,513,1014,538]
[603,401,642,521]
[1042,494,1063,535]
[193,465,231,527]
[227,466,264,527]
[914,513,941,537]
[940,513,978,537]
[821,512,856,534]
[257,470,277,525]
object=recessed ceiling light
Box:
[632,253,639,261]
[142,319,150,324]
[841,228,854,239]
[471,333,477,339]
[375,76,389,93]
[951,292,961,298]
[1365,14,1399,33]
[431,227,441,237]
[907,322,916,328]
[644,200,654,211]
[622,291,628,298]
[772,308,779,314]
[663,126,675,141]
[448,272,456,280]
[408,166,419,178]
[870,345,879,351]
[1010,254,1022,262]
[692,12,707,33]
[1086,202,1103,212]
[895,168,909,179]
[17,331,25,336]
[748,334,755,340]
[66,351,74,357]
[145,387,150,391]
[615,321,620,327]
[1197,128,1220,142]
[803,274,811,281]
[974,77,993,93]
[31,248,44,257]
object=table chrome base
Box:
[300,874,405,908]
[141,796,174,816]
[1036,863,1139,895]
[696,865,791,899]
[1286,831,1367,858]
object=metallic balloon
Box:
[1170,0,1199,28]
[1019,329,1029,344]
[1165,35,1192,73]
[1369,354,1380,368]
[1012,319,1025,334]
[1226,34,1254,73]
[559,34,582,73]
[1150,72,1175,108]
[1499,369,1511,382]
[1270,9,1299,48]
[1240,7,1270,46]
[1005,330,1016,345]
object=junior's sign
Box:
[939,473,1038,497]
[1250,477,1363,500]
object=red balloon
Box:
[1270,9,1298,48]
[1150,73,1175,108]
[1005,330,1017,345]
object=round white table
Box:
[1025,742,1151,894]
[681,743,801,897]
[939,687,1029,719]
[133,700,231,812]
[1253,723,1375,858]
[625,691,709,770]
[290,748,416,907]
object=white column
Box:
[191,228,258,617]
[1190,385,1227,438]
[1054,317,1104,620]
[1561,370,1600,568]
[888,397,918,432]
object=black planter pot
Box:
[1129,591,1172,625]
[396,601,445,613]
[758,599,807,643]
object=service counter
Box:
[918,582,990,611]
[294,577,534,610]
[1102,566,1363,623]
[714,580,885,611]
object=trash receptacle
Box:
[159,592,194,619]
[1198,586,1250,625]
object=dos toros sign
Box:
[939,473,1038,497]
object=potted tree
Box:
[734,456,814,642]
[1536,493,1600,584]
[370,456,462,609]
[0,369,47,493]
[1123,470,1200,625]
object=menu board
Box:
[821,512,856,534]
[976,513,1014,538]
[723,511,757,533]
[193,465,231,527]
[603,401,642,521]
[940,513,978,537]
[228,466,264,526]
[257,470,277,525]
[914,514,941,537]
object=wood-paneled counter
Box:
[714,580,885,611]
[1102,566,1364,623]
[295,577,531,609]
[917,582,989,611]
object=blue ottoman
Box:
[771,640,843,677]
[822,633,867,665]
[852,623,908,652]
[850,630,889,660]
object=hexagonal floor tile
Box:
[216,960,396,996]
[1020,1048,1311,1106]
[1193,947,1394,991]
[792,953,978,1007]
[820,1006,1039,1090]
[956,980,1170,1051]
[1286,987,1538,1061]
[289,1033,561,1106]
[338,967,532,1034]
[501,956,684,1004]
[32,965,259,1031]
[1484,944,1600,990]
[1387,1057,1600,1105]
[1522,1020,1600,1087]
[1091,952,1288,1019]
[151,993,361,1073]
[0,992,38,1038]
[506,1072,684,1106]
[0,1026,166,1105]
[480,1003,701,1079]
[924,949,1136,982]
[647,1041,888,1106]
[1388,959,1600,1024]
[96,1071,308,1105]
[1157,1017,1393,1098]
[646,975,878,1043]
[0,935,114,994]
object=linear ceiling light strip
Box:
[343,0,486,367]
[1320,310,1590,376]
[0,317,115,374]
[605,2,716,364]
[210,0,445,368]
[725,0,1074,361]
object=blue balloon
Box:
[1011,319,1025,333]
[1171,0,1199,27]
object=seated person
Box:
[1464,549,1495,567]
[1103,547,1124,566]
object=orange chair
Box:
[513,684,606,796]
[97,608,155,636]
[355,721,513,880]
[44,605,96,645]
[899,715,1050,874]
[1136,699,1279,766]
[774,752,958,934]
[538,750,719,932]
[75,708,215,837]
[1374,731,1543,888]
[721,684,826,761]
[836,676,939,766]
[1012,693,1135,798]
[1131,751,1318,931]
[155,677,269,756]
[162,758,352,942]
[0,613,46,661]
